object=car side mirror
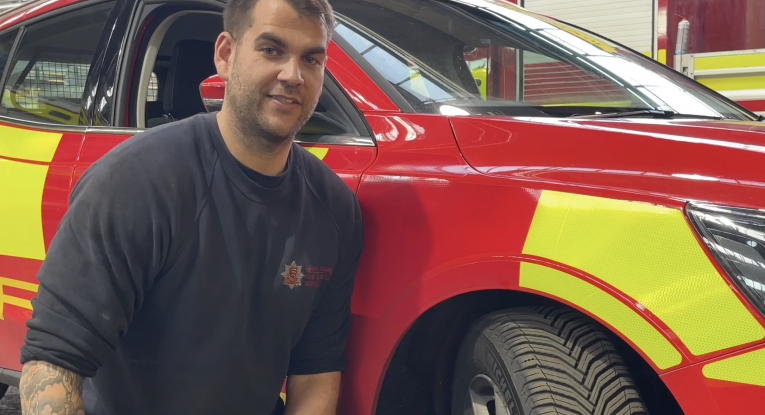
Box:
[200,74,225,112]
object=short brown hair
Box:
[223,0,334,43]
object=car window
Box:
[147,72,159,102]
[331,0,754,120]
[0,2,114,125]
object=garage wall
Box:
[523,0,656,57]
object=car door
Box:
[78,0,376,192]
[0,0,118,375]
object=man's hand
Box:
[20,360,85,415]
[284,372,341,415]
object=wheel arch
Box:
[373,282,684,415]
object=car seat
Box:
[147,39,216,127]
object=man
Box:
[18,0,362,413]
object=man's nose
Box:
[277,57,304,86]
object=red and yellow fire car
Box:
[2,0,765,413]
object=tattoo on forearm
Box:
[20,361,85,415]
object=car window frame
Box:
[0,0,122,131]
[109,0,374,146]
[126,6,222,129]
[0,28,22,98]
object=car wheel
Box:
[452,305,648,415]
[0,382,8,400]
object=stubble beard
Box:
[226,59,316,154]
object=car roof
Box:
[0,0,38,18]
[0,0,87,30]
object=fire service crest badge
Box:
[281,261,304,289]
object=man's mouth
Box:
[268,95,300,105]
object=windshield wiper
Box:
[570,109,725,120]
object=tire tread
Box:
[477,305,648,415]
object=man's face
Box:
[216,0,327,147]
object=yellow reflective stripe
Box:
[523,190,764,356]
[0,124,62,162]
[702,347,765,387]
[0,276,38,320]
[0,159,49,260]
[698,76,765,92]
[695,54,765,70]
[658,49,667,65]
[520,262,682,369]
[305,147,329,160]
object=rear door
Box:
[0,0,117,374]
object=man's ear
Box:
[214,32,236,82]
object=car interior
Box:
[131,10,367,144]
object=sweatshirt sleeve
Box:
[287,197,363,375]
[20,152,173,377]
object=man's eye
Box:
[304,57,318,65]
[262,47,277,55]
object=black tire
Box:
[0,382,8,400]
[452,305,648,415]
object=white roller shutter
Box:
[523,0,655,57]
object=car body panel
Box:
[0,0,83,31]
[661,344,765,415]
[451,116,765,209]
[0,118,82,372]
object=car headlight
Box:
[687,202,765,317]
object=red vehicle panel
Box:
[0,120,82,371]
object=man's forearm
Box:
[20,360,85,415]
[284,372,341,415]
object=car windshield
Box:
[331,0,757,121]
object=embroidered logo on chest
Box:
[281,262,334,288]
[281,261,304,289]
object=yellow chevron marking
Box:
[0,276,39,320]
[703,347,765,387]
[305,147,329,160]
[0,124,62,162]
[520,262,682,369]
[0,158,50,260]
[523,190,764,356]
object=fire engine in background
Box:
[510,0,765,115]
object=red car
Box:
[2,0,765,413]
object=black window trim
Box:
[0,27,23,98]
[89,0,138,126]
[318,70,375,145]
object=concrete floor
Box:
[0,387,20,415]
